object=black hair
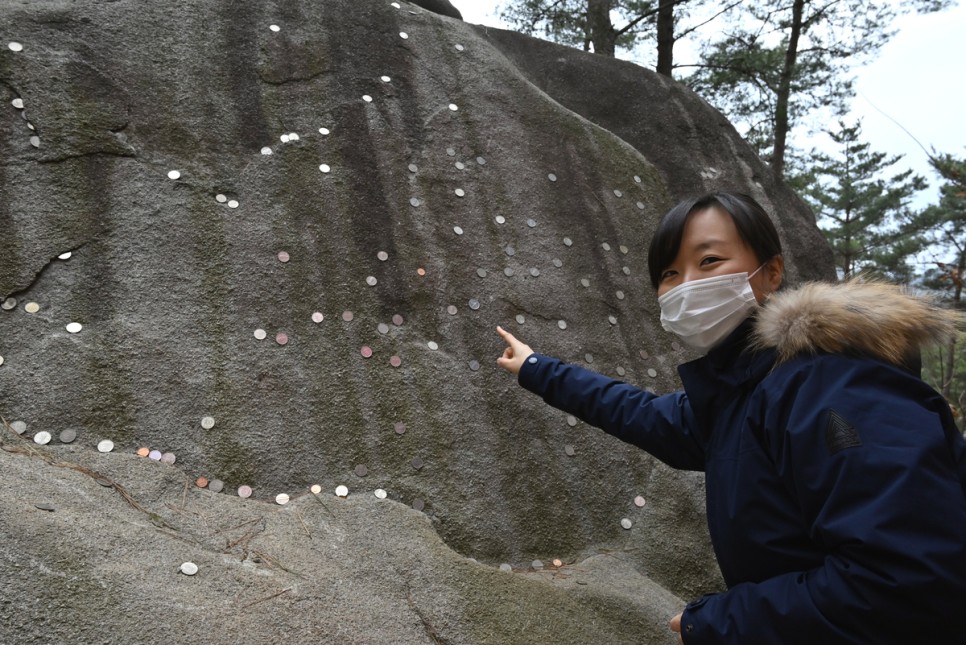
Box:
[647,192,783,289]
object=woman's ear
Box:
[764,255,784,293]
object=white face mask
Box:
[658,266,763,355]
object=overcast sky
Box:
[451,1,966,208]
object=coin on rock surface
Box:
[180,562,199,576]
[310,484,322,494]
[136,447,150,457]
[24,302,39,313]
[238,485,253,499]
[335,485,349,498]
[160,452,176,465]
[621,518,633,530]
[208,480,224,493]
[275,493,290,505]
[97,440,114,453]
[374,489,387,499]
[195,477,209,488]
[59,429,77,443]
[634,495,646,507]
[11,421,27,435]
[254,328,267,340]
[201,416,215,429]
[33,431,51,445]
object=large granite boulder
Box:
[0,0,835,638]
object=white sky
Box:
[451,0,966,209]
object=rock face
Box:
[0,0,835,638]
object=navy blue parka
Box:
[518,312,966,644]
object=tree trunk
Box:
[586,0,617,56]
[772,0,805,180]
[656,0,675,76]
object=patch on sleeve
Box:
[825,409,862,455]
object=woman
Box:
[496,192,966,644]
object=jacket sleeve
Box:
[681,357,966,644]
[517,353,705,471]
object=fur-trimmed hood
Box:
[753,280,961,365]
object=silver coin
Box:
[66,322,82,334]
[8,42,23,52]
[377,251,389,261]
[634,495,646,507]
[640,350,650,360]
[527,219,536,228]
[58,251,71,260]
[319,127,330,135]
[201,416,215,429]
[499,563,512,572]
[623,266,631,275]
[312,312,324,323]
[636,201,645,210]
[529,268,540,277]
[608,315,618,325]
[374,489,387,499]
[167,170,181,180]
[269,24,280,32]
[453,226,464,235]
[180,562,199,576]
[504,267,514,277]
[634,175,642,183]
[455,161,465,170]
[446,147,456,156]
[149,450,162,461]
[254,328,267,340]
[565,445,576,456]
[363,94,373,102]
[548,173,557,182]
[411,457,424,470]
[215,194,227,203]
[399,32,408,39]
[495,215,505,224]
[621,518,633,530]
[620,245,629,254]
[11,421,26,435]
[468,299,481,310]
[260,146,272,155]
[447,305,458,315]
[455,44,465,51]
[558,320,567,330]
[616,291,625,300]
[469,360,480,371]
[377,323,389,334]
[208,480,224,493]
[427,341,439,351]
[275,493,290,505]
[580,278,590,288]
[11,98,24,109]
[59,429,76,443]
[1,298,16,310]
[97,440,114,453]
[601,242,611,251]
[381,75,391,82]
[412,499,425,511]
[280,134,290,143]
[310,484,322,494]
[366,276,378,286]
[515,315,525,325]
[563,237,572,247]
[238,485,253,499]
[34,503,55,512]
[448,103,458,111]
[160,452,176,465]
[505,246,515,257]
[0,355,4,366]
[476,156,486,165]
[616,366,626,376]
[477,268,487,278]
[335,485,349,497]
[532,560,544,570]
[33,431,51,445]
[408,164,418,173]
[228,200,239,209]
[566,415,577,427]
[647,368,657,378]
[24,302,39,313]
[410,197,420,207]
[29,136,39,148]
[319,164,331,173]
[585,353,594,363]
[288,133,299,141]
[613,189,623,198]
[454,188,465,197]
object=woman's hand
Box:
[670,612,685,644]
[496,326,534,375]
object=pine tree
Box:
[802,120,926,281]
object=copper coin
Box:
[360,346,373,358]
[392,314,404,326]
[389,355,402,367]
[208,480,224,493]
[277,251,290,263]
[342,311,353,322]
[276,332,289,345]
[416,267,426,276]
[136,447,150,457]
[553,559,563,567]
[394,422,406,435]
[238,485,253,499]
[354,464,368,477]
[196,477,209,488]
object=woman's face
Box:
[656,206,783,303]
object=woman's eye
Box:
[701,256,722,266]
[660,270,677,281]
